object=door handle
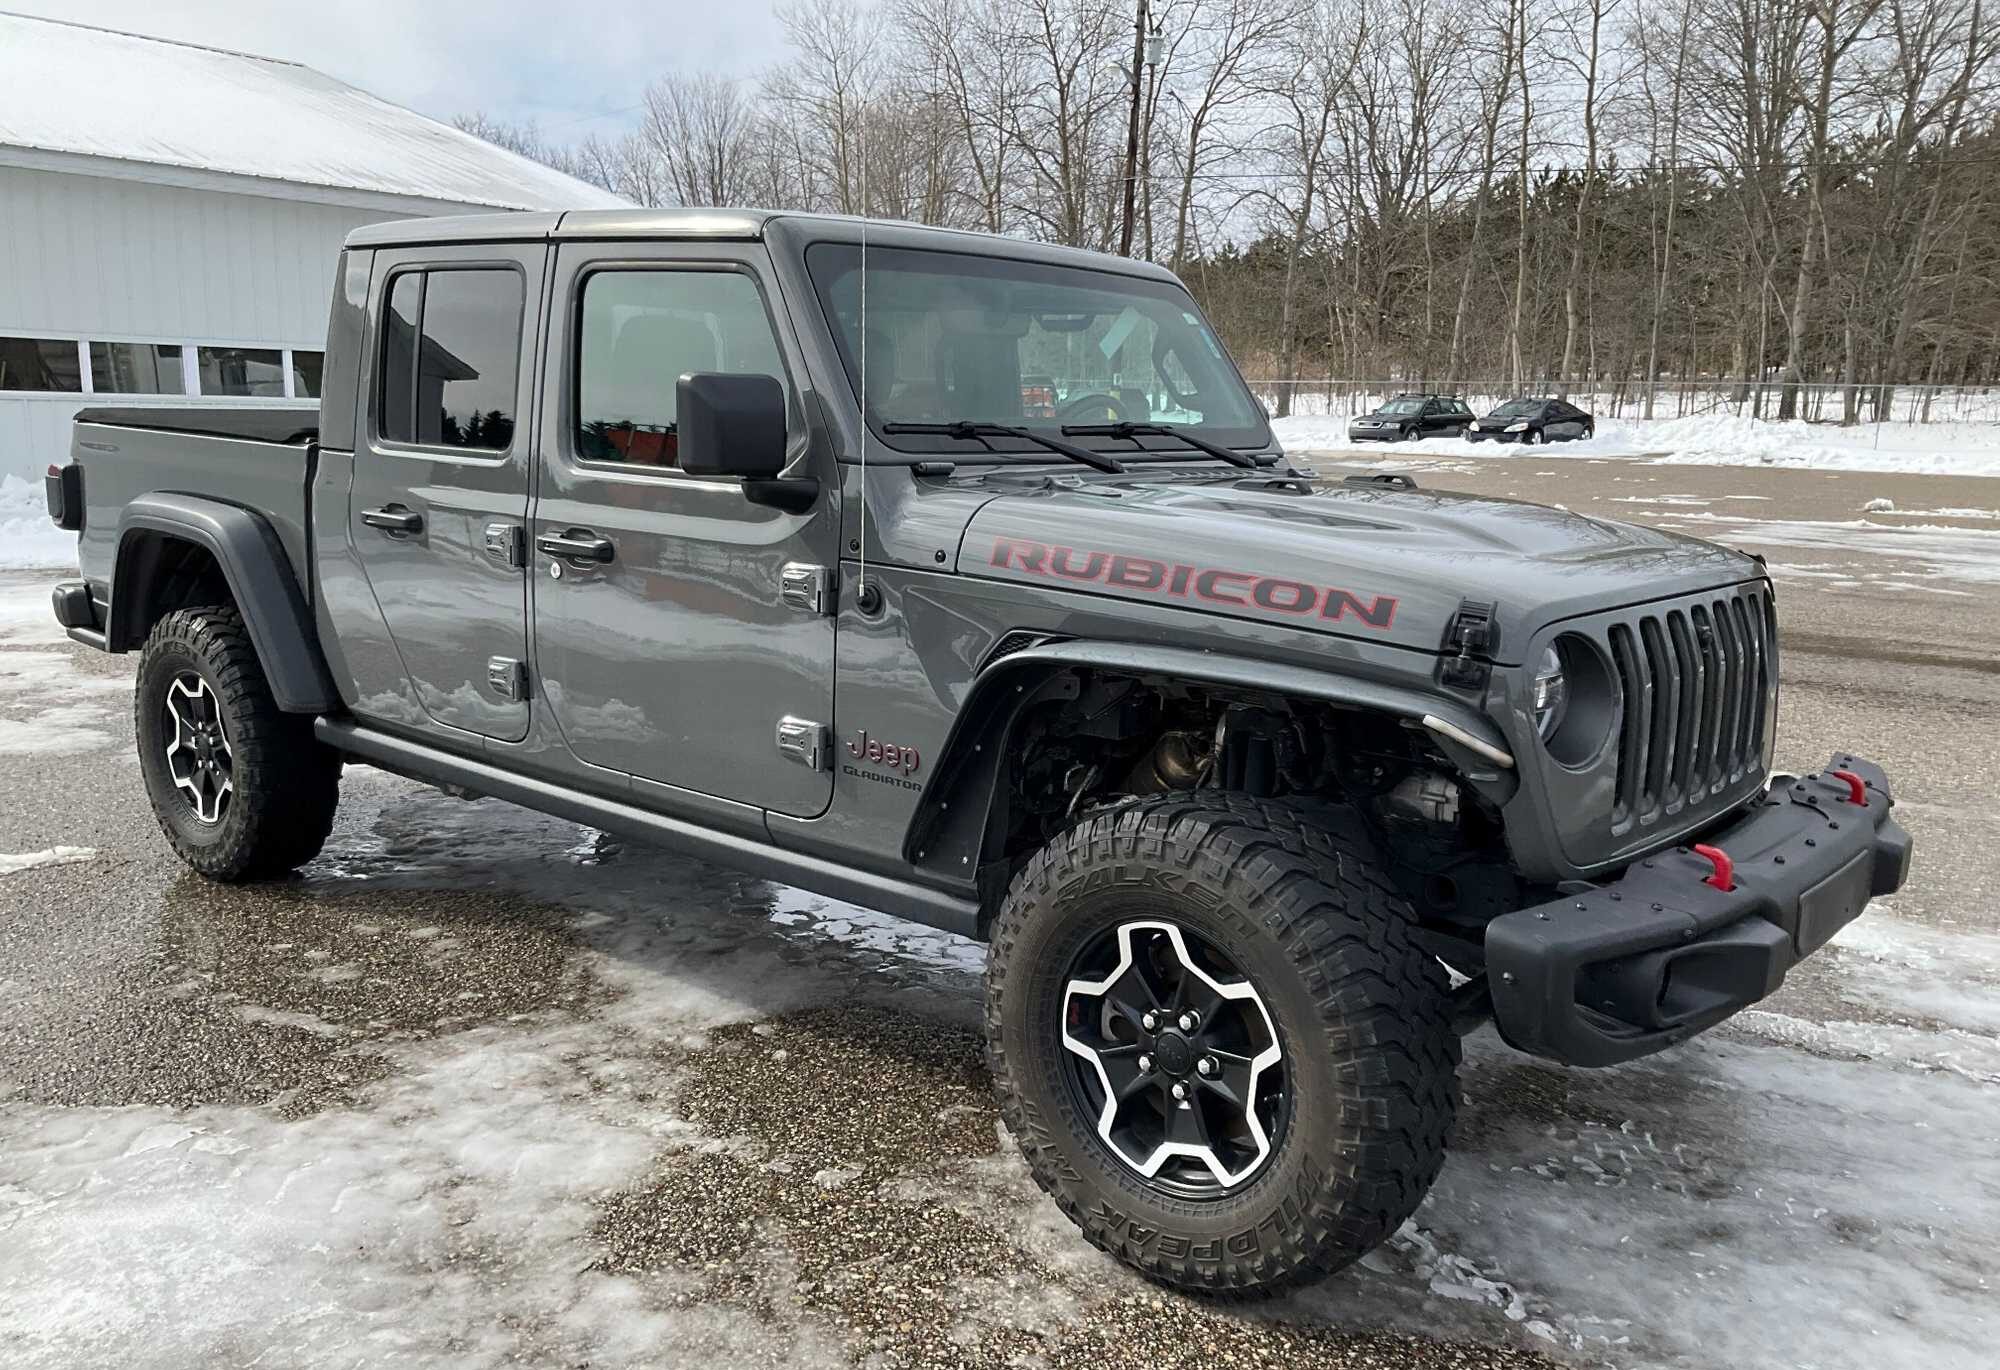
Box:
[535,530,615,564]
[361,505,423,534]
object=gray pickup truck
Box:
[43,209,1910,1296]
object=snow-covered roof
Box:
[0,13,627,213]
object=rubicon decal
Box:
[989,537,1397,630]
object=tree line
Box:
[457,0,1999,422]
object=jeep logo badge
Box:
[846,729,920,776]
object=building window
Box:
[196,346,286,397]
[291,349,325,399]
[0,337,83,393]
[90,341,184,395]
[378,268,522,451]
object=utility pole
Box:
[1118,1,1154,257]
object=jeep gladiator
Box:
[43,209,1912,1295]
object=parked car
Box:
[1467,397,1596,443]
[45,209,1909,1298]
[1346,393,1473,442]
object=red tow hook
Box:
[1828,769,1869,806]
[1692,843,1736,892]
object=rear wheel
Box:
[135,605,340,881]
[986,794,1458,1295]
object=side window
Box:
[378,268,522,451]
[575,269,786,468]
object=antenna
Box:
[856,100,870,597]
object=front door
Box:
[530,244,837,818]
[349,246,542,741]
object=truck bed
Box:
[69,406,321,604]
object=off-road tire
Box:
[134,605,340,881]
[986,793,1458,1296]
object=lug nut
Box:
[1171,1082,1189,1100]
[1177,1011,1200,1033]
[1196,1056,1217,1077]
[1141,1011,1159,1032]
[1137,1054,1153,1074]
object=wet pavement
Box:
[2,454,1997,1370]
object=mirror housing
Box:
[677,372,788,479]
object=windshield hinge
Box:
[1440,601,1498,690]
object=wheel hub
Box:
[1059,920,1287,1196]
[1151,1030,1195,1077]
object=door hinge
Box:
[487,656,529,702]
[775,716,831,770]
[484,523,526,568]
[1439,600,1497,690]
[780,562,835,617]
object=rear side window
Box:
[378,267,523,451]
[574,269,786,468]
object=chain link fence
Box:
[1248,379,2000,426]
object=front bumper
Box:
[1485,754,1911,1066]
[1347,426,1399,442]
[1466,428,1525,443]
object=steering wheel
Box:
[1054,392,1131,424]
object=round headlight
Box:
[1536,634,1617,768]
[1532,644,1568,740]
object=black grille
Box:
[1602,585,1775,832]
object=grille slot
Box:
[1600,585,1774,833]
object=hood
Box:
[959,476,1763,663]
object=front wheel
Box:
[1527,428,1546,445]
[986,795,1458,1295]
[135,605,341,881]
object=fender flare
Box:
[110,493,339,714]
[904,638,1519,905]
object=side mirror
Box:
[677,372,787,479]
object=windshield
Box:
[1491,399,1544,418]
[1376,399,1424,415]
[806,243,1268,454]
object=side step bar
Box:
[315,717,984,940]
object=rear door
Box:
[530,242,838,818]
[350,245,542,741]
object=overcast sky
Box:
[8,1,790,138]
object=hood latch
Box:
[1440,600,1498,690]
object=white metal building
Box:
[0,13,626,481]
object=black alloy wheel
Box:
[1058,919,1289,1198]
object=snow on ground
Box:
[1648,513,2000,588]
[2,548,1997,1367]
[1272,414,2000,478]
[0,846,96,877]
[1,477,77,572]
[0,573,131,755]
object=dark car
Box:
[1346,393,1473,442]
[1467,397,1596,443]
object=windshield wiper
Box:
[1060,420,1261,468]
[881,421,1124,474]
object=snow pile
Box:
[1,477,76,571]
[0,846,97,877]
[1271,413,2000,478]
